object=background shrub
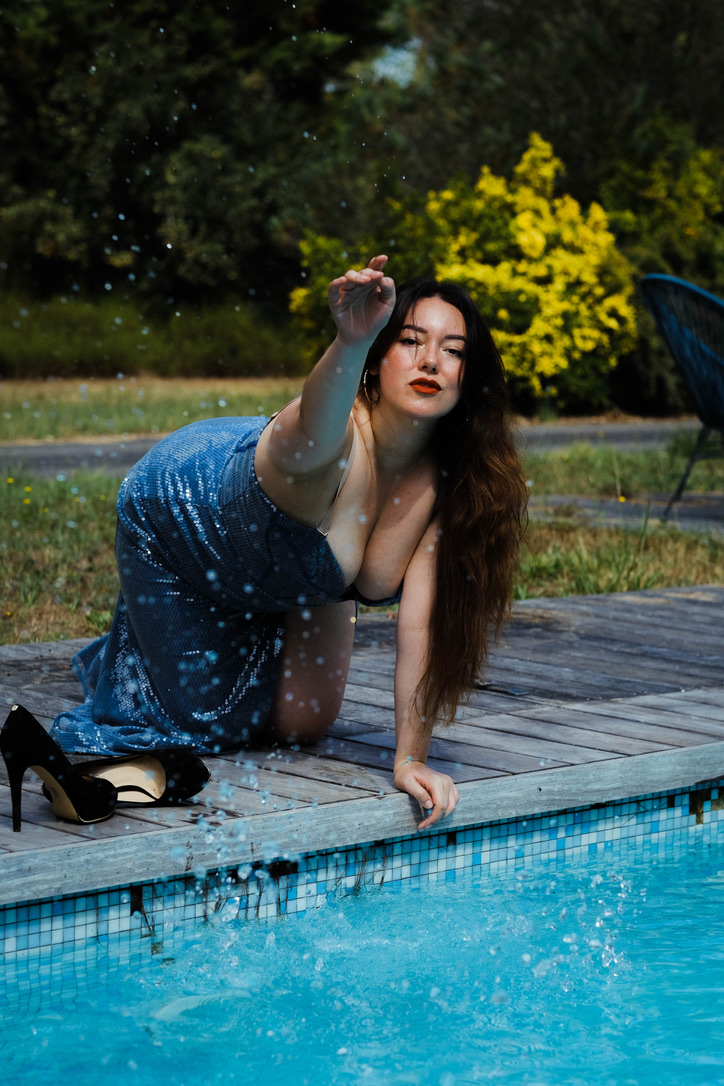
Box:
[0,293,304,379]
[290,135,638,414]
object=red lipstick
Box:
[410,378,441,394]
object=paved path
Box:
[1,437,158,478]
[0,419,701,478]
[529,492,724,535]
[515,418,699,454]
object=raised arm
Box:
[393,519,460,830]
[268,255,396,475]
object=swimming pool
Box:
[2,781,723,1084]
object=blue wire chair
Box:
[640,274,724,520]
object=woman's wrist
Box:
[332,329,378,354]
[394,755,427,773]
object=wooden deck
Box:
[1,585,723,908]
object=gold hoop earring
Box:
[362,369,373,405]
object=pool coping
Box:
[2,737,724,908]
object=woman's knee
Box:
[269,651,350,743]
[270,703,339,746]
[267,601,356,743]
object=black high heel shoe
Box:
[0,704,118,833]
[66,750,210,807]
[41,750,210,808]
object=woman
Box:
[51,255,527,829]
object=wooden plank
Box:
[516,596,724,637]
[523,598,724,645]
[0,789,191,849]
[509,625,722,665]
[484,656,684,695]
[529,633,724,672]
[359,630,722,686]
[472,657,674,698]
[673,689,724,708]
[0,639,87,664]
[454,708,678,755]
[255,749,398,794]
[326,716,387,739]
[516,590,724,624]
[622,693,724,721]
[348,661,543,705]
[525,585,724,610]
[343,684,394,709]
[0,779,220,841]
[620,592,724,624]
[349,664,545,702]
[340,695,707,755]
[333,711,569,773]
[641,586,724,601]
[492,639,723,685]
[1,586,723,910]
[345,667,396,692]
[508,703,724,746]
[566,698,722,732]
[347,726,605,770]
[0,684,78,718]
[202,765,377,807]
[309,735,505,781]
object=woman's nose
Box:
[420,347,439,371]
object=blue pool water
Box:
[3,838,724,1086]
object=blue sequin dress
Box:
[51,416,395,756]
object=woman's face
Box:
[373,297,466,420]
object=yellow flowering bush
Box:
[290,134,638,410]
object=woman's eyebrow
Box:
[401,323,467,341]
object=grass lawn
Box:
[525,432,724,498]
[2,380,722,644]
[2,465,723,645]
[0,376,304,442]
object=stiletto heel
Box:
[1,704,117,832]
[43,749,210,807]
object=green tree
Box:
[364,0,724,202]
[0,0,391,304]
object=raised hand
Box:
[328,254,396,347]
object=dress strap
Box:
[317,426,357,538]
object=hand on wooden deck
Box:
[393,760,460,831]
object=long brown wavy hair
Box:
[361,278,528,726]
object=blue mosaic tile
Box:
[2,777,724,986]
